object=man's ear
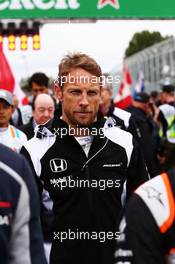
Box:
[109,89,112,96]
[99,95,103,105]
[54,83,63,102]
[99,87,103,104]
[11,106,15,114]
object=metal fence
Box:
[125,37,175,93]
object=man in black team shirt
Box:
[114,147,175,264]
[21,53,148,264]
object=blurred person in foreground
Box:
[0,143,47,264]
[19,94,55,140]
[19,93,56,262]
[21,53,148,264]
[0,89,27,152]
[114,142,175,264]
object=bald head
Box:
[33,94,55,125]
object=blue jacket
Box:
[0,143,47,264]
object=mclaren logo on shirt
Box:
[50,159,67,173]
[103,162,122,167]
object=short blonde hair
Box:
[57,53,102,88]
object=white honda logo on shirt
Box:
[50,159,67,173]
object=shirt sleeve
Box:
[17,155,47,264]
[20,146,43,196]
[126,138,149,200]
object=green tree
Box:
[125,31,169,58]
[20,77,30,94]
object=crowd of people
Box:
[0,52,175,264]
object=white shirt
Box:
[74,136,93,157]
[0,125,27,153]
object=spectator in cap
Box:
[0,89,27,153]
[126,92,159,177]
[133,91,150,103]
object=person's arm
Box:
[128,115,142,143]
[126,138,149,200]
[0,152,47,264]
[9,155,47,264]
[21,142,54,244]
[115,194,164,264]
[20,146,43,196]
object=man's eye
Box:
[88,91,98,96]
[3,105,10,109]
[38,108,45,113]
[71,90,81,95]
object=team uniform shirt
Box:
[21,116,148,264]
[75,135,93,157]
[115,169,175,264]
[0,125,27,153]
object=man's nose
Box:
[43,110,51,117]
[79,93,89,106]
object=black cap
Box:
[133,92,150,103]
[162,84,175,93]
